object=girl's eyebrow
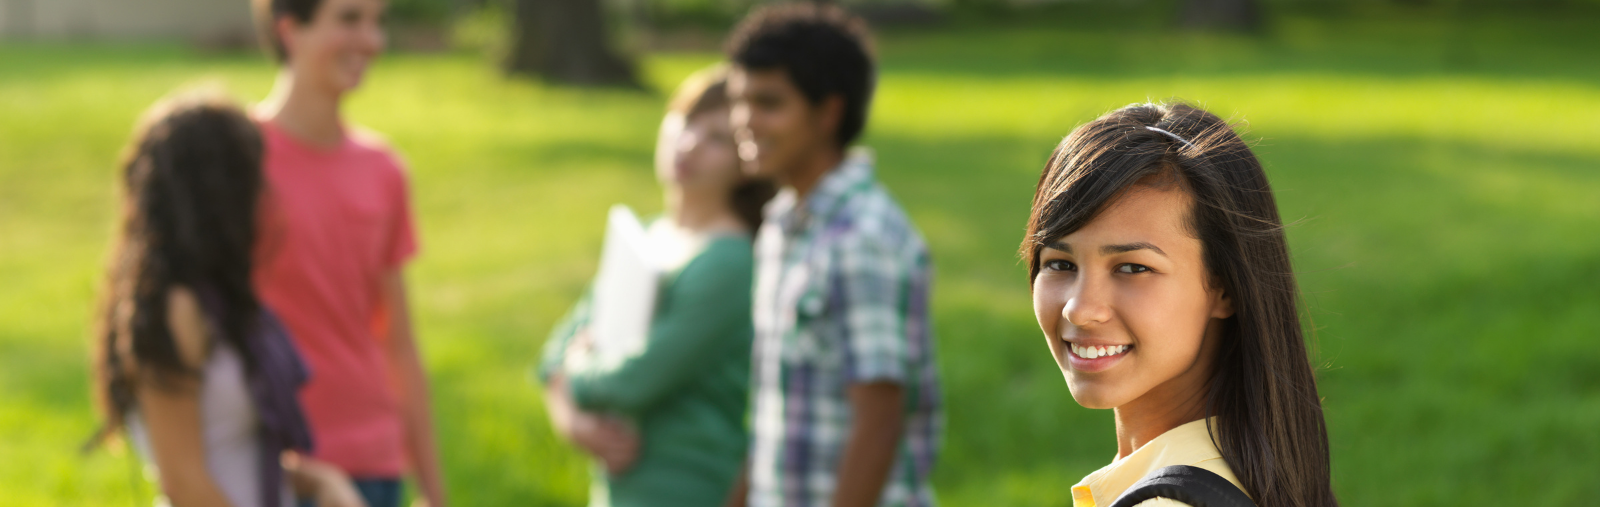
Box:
[1100,242,1167,257]
[1044,241,1167,257]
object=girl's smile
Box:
[1061,340,1134,373]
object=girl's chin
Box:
[1062,377,1125,410]
[674,176,738,194]
[1065,390,1120,410]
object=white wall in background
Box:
[1,0,253,42]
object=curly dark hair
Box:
[726,2,876,149]
[87,90,266,448]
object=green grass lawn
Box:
[3,6,1598,506]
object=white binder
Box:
[588,205,662,364]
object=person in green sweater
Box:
[536,66,777,507]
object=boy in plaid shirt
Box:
[723,4,942,507]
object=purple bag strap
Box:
[193,285,314,507]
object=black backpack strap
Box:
[1107,465,1256,507]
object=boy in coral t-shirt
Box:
[250,0,446,506]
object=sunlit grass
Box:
[2,8,1598,506]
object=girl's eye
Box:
[1043,260,1076,272]
[1116,264,1151,274]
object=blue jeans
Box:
[300,477,402,507]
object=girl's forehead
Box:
[1067,186,1194,241]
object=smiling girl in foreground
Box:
[1023,103,1337,507]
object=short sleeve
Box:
[836,230,910,383]
[383,156,419,269]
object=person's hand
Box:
[569,411,640,475]
[570,328,595,353]
[289,455,368,507]
[313,477,367,507]
[564,328,595,368]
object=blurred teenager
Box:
[89,90,364,507]
[249,1,444,505]
[537,65,776,507]
[1022,102,1338,507]
[723,4,943,507]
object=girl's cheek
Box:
[1032,285,1063,332]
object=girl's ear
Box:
[1211,288,1235,319]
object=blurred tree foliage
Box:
[436,0,1600,29]
[1178,0,1263,31]
[442,0,1596,87]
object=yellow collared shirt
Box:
[1070,418,1248,507]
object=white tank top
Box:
[127,343,294,507]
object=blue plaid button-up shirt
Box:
[748,151,943,507]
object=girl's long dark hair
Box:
[88,91,266,448]
[1021,102,1337,507]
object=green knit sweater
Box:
[538,235,753,507]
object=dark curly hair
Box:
[87,89,266,448]
[726,2,876,149]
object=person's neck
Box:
[666,188,743,237]
[1111,379,1211,460]
[787,146,846,201]
[259,71,345,149]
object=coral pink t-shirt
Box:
[253,119,418,477]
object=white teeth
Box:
[1071,343,1131,359]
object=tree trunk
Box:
[1177,0,1264,32]
[505,0,640,87]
